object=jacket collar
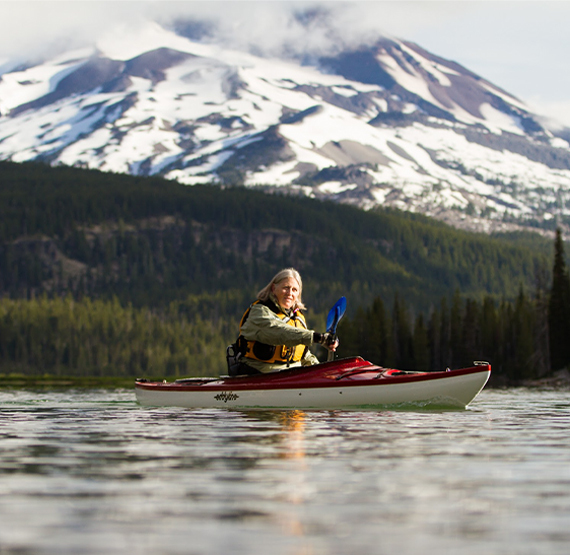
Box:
[268,293,294,316]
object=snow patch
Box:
[318,181,358,194]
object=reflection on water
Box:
[1,388,570,554]
[279,410,307,461]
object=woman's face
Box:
[272,277,300,310]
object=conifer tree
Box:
[365,296,392,366]
[511,287,535,380]
[532,267,551,376]
[548,229,570,370]
[427,306,442,370]
[449,290,463,367]
[439,297,451,368]
[460,298,480,368]
[412,313,429,370]
[392,294,413,368]
[479,296,499,364]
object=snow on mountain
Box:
[1,20,570,236]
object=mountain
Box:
[1,21,569,236]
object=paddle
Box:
[326,296,347,361]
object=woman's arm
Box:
[240,304,314,347]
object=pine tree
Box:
[364,296,392,366]
[449,290,463,367]
[427,306,442,370]
[512,287,535,380]
[412,313,429,370]
[460,298,480,368]
[548,229,570,370]
[392,294,413,368]
[532,267,551,377]
[480,296,499,365]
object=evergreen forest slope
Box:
[0,161,550,309]
[0,161,556,378]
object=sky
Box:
[1,0,570,126]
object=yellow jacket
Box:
[239,298,319,373]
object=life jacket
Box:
[238,299,308,365]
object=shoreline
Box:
[520,369,570,390]
[0,375,138,388]
[2,369,570,390]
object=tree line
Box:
[338,229,570,382]
[0,295,229,378]
[1,229,568,382]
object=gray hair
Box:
[257,268,306,311]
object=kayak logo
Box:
[214,391,239,403]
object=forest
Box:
[0,160,568,383]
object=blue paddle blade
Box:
[326,296,347,334]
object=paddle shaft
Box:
[326,299,346,361]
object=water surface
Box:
[1,388,569,554]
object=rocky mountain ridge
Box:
[1,21,569,236]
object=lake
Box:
[1,387,569,554]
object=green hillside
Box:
[0,160,562,380]
[0,160,550,309]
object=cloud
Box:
[2,0,570,130]
[528,98,570,131]
[0,1,464,62]
[152,1,470,58]
[0,1,147,61]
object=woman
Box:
[233,268,338,375]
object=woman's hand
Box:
[313,332,339,351]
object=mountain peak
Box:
[0,21,569,237]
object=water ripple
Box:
[1,388,569,554]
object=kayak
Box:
[135,357,491,410]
